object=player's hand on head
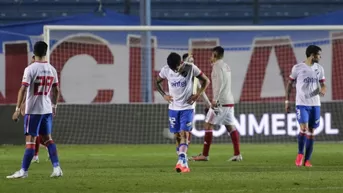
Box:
[163,95,173,103]
[187,94,200,104]
[186,55,194,63]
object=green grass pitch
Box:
[1,144,343,193]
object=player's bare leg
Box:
[175,131,190,173]
[190,122,212,161]
[7,135,36,179]
[304,127,314,167]
[226,125,242,161]
[175,133,181,156]
[41,135,63,177]
[295,124,308,167]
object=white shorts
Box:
[205,106,235,125]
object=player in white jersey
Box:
[170,53,211,157]
[20,56,49,164]
[7,41,63,179]
[156,52,210,173]
[191,46,242,162]
[20,56,45,163]
[285,45,326,167]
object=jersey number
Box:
[34,76,54,96]
[169,117,176,128]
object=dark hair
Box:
[32,56,35,59]
[212,46,224,58]
[182,53,189,61]
[33,41,48,57]
[306,45,321,58]
[167,52,181,71]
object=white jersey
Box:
[159,63,202,110]
[211,59,234,105]
[289,62,325,106]
[22,61,59,114]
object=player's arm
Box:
[20,94,26,116]
[211,65,223,107]
[51,68,60,116]
[285,79,295,102]
[51,85,60,107]
[197,82,211,106]
[187,65,210,104]
[155,70,172,103]
[156,76,166,97]
[12,68,30,121]
[12,86,27,121]
[319,66,326,96]
[15,86,27,113]
[319,81,326,96]
[285,65,297,112]
[195,73,210,99]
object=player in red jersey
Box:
[7,41,63,178]
[20,56,48,163]
[190,46,242,162]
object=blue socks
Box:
[46,140,60,167]
[297,132,307,154]
[305,135,314,161]
[298,131,314,161]
[21,144,35,171]
[20,140,61,171]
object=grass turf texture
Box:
[0,144,343,193]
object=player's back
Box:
[212,60,234,105]
[23,61,58,115]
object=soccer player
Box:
[20,56,48,164]
[191,46,242,162]
[172,53,211,156]
[156,52,210,173]
[7,41,63,178]
[285,45,326,167]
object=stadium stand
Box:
[1,0,343,25]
